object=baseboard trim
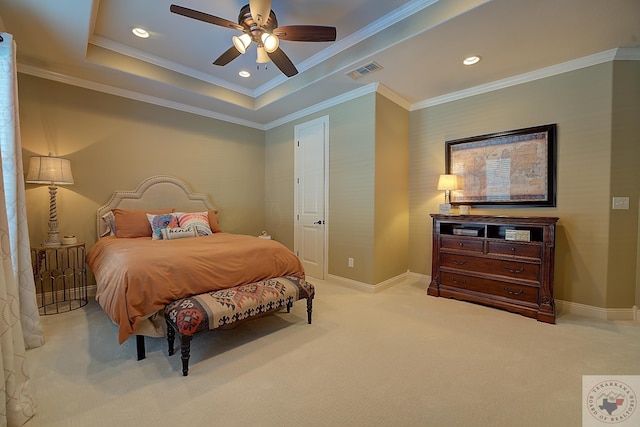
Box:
[327,271,411,293]
[407,272,430,287]
[555,300,637,321]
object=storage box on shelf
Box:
[428,214,559,323]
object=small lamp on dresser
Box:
[26,154,74,247]
[437,174,458,214]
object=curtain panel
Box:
[1,32,41,427]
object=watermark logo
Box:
[583,376,639,426]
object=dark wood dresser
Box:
[428,214,559,323]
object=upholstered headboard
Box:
[96,175,215,237]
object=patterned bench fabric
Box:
[165,276,315,337]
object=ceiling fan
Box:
[170,0,337,77]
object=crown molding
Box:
[614,46,640,60]
[265,83,378,129]
[17,63,265,130]
[88,35,254,97]
[18,44,638,131]
[376,83,412,110]
[411,48,629,111]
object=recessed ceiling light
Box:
[463,55,481,65]
[132,27,149,38]
[239,70,251,78]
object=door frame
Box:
[294,115,329,279]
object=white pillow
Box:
[147,213,179,240]
[161,226,198,240]
[101,211,116,237]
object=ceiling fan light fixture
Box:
[256,46,270,63]
[232,33,252,54]
[261,33,279,53]
[169,2,335,78]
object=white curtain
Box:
[0,33,42,427]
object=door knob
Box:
[313,220,324,225]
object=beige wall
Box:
[373,93,409,283]
[265,93,409,286]
[19,74,266,252]
[409,61,640,309]
[609,60,640,308]
[266,94,377,283]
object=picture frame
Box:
[445,124,557,207]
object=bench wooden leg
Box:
[136,335,146,361]
[180,335,192,376]
[167,321,176,356]
[307,297,313,324]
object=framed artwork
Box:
[445,124,557,207]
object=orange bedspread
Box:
[86,233,305,344]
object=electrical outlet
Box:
[348,257,354,268]
[612,197,630,210]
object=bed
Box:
[86,175,305,350]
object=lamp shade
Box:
[256,46,270,63]
[232,33,252,54]
[261,32,279,53]
[437,174,458,191]
[26,155,74,185]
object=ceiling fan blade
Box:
[170,4,244,31]
[213,46,242,66]
[273,25,337,42]
[267,47,298,77]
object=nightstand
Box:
[31,243,88,314]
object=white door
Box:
[294,116,328,279]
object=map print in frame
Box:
[445,124,556,207]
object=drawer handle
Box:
[504,266,525,274]
[504,287,524,296]
[451,258,467,265]
[458,242,464,247]
[451,277,467,285]
[510,247,516,252]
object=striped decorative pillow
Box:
[177,212,212,236]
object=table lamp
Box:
[437,174,458,214]
[26,154,74,246]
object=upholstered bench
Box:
[164,276,315,376]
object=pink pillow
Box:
[208,210,222,233]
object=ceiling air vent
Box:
[346,61,383,80]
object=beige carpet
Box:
[24,277,640,427]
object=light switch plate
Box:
[612,197,630,210]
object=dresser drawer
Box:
[441,254,540,281]
[440,237,483,253]
[487,241,541,259]
[440,272,539,305]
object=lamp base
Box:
[41,229,61,247]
